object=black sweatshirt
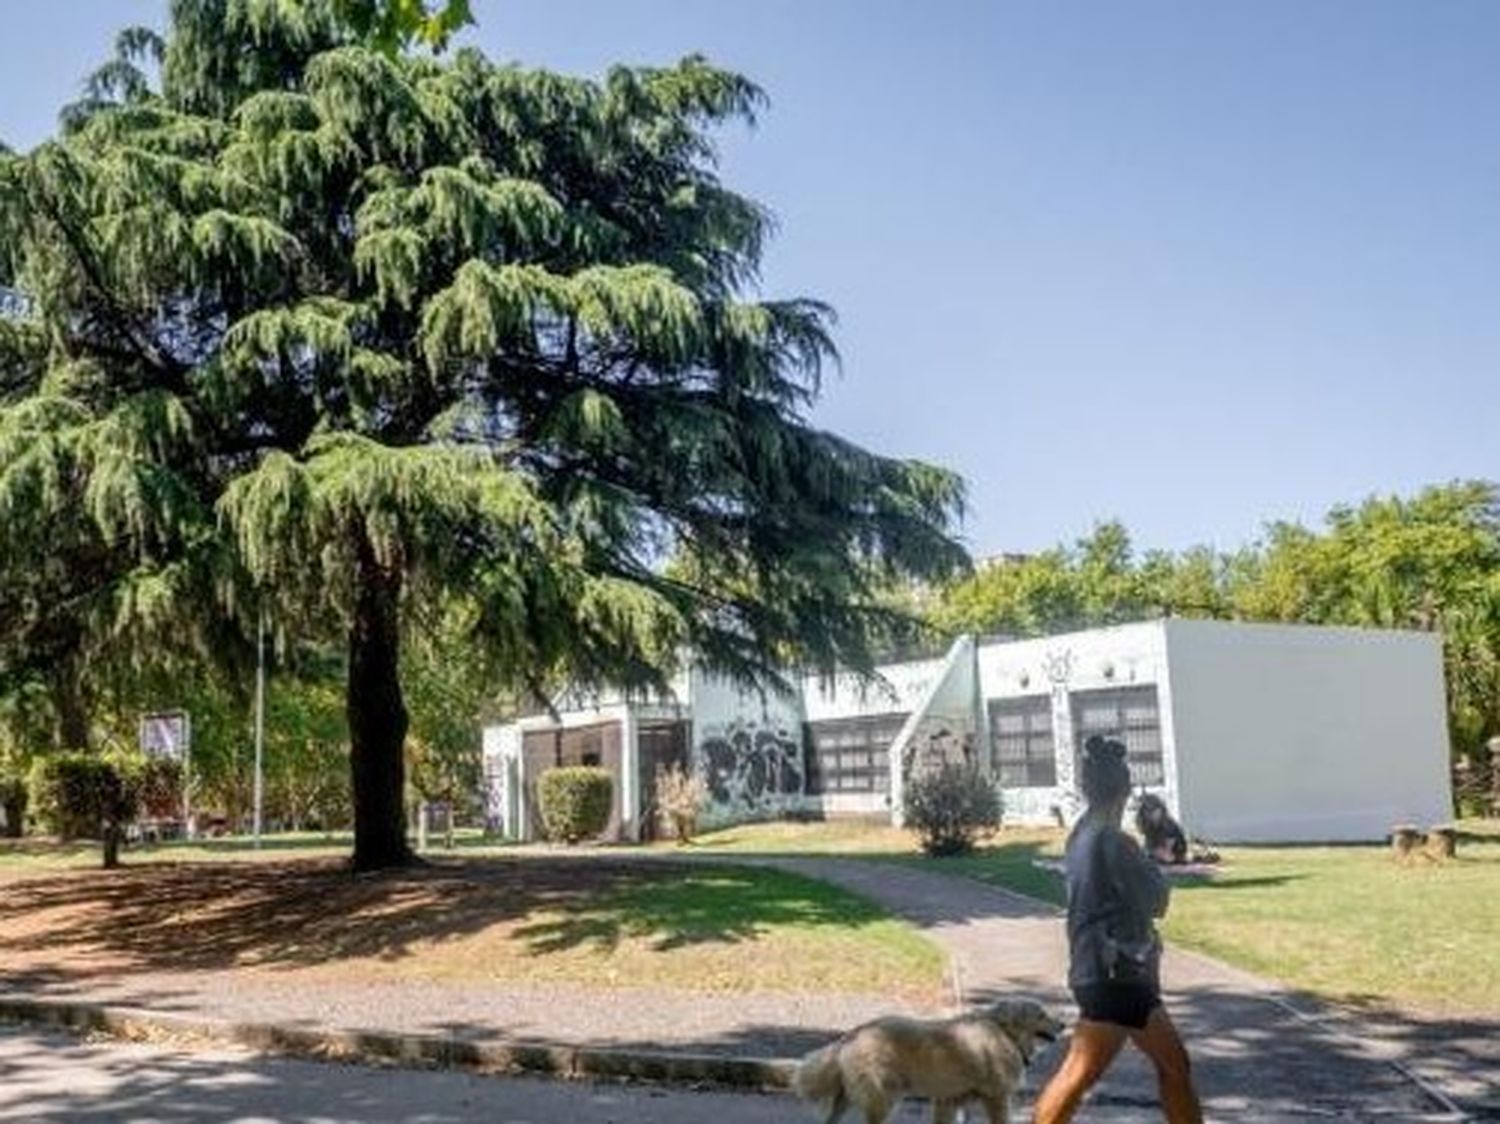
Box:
[1063,817,1169,991]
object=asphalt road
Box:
[2,1026,1439,1123]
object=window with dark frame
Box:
[988,695,1056,788]
[804,713,909,795]
[1069,685,1165,786]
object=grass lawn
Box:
[1158,835,1500,1014]
[689,818,1500,1015]
[937,827,1500,1014]
[0,829,506,880]
[0,855,944,1000]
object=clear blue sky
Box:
[4,2,1497,557]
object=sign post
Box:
[139,711,192,838]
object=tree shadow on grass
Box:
[0,856,747,978]
[512,864,892,956]
[1171,873,1306,891]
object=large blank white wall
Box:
[1164,619,1451,842]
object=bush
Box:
[655,763,707,844]
[903,763,1001,857]
[538,766,613,844]
[136,757,184,820]
[28,753,140,866]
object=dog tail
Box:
[793,1041,847,1119]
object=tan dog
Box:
[793,999,1063,1124]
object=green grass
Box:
[671,818,919,855]
[14,816,1496,1012]
[0,849,944,999]
[498,863,946,996]
[0,828,501,878]
[896,820,1500,1015]
[1159,836,1500,1014]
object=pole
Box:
[253,610,266,848]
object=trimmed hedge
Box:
[538,766,613,844]
[903,762,1002,857]
[27,753,141,866]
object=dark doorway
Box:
[521,721,625,840]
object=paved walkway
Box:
[3,854,1495,1121]
[0,1026,1226,1123]
[758,857,1492,1121]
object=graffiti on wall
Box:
[900,723,978,784]
[697,720,803,817]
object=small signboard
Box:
[139,711,191,761]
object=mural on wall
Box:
[902,725,978,778]
[697,720,804,818]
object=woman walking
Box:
[1033,736,1204,1123]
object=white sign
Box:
[139,711,191,761]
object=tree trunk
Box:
[347,537,413,871]
[52,665,91,750]
[101,818,121,869]
[1,790,24,838]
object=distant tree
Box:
[931,482,1500,768]
[1234,482,1500,760]
[1,1,965,871]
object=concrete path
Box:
[755,856,1489,1122]
[0,1026,1403,1123]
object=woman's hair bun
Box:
[1084,735,1126,762]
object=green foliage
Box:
[538,766,613,844]
[135,756,184,819]
[932,483,1500,765]
[333,0,474,55]
[1,1,965,868]
[262,671,351,831]
[27,752,138,842]
[903,762,1002,857]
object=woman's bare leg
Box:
[1128,1006,1203,1124]
[1031,1020,1127,1124]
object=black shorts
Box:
[1072,982,1161,1029]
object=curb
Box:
[0,995,797,1092]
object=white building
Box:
[482,619,1453,844]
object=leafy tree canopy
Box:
[0,0,966,868]
[333,0,474,55]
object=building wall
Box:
[801,654,948,815]
[801,656,947,722]
[480,723,521,839]
[889,638,981,823]
[977,622,1174,824]
[1164,619,1452,842]
[688,671,806,826]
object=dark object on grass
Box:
[1426,825,1457,861]
[1134,792,1188,865]
[1390,824,1424,861]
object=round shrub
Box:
[538,766,614,843]
[903,762,1001,857]
[29,754,120,840]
